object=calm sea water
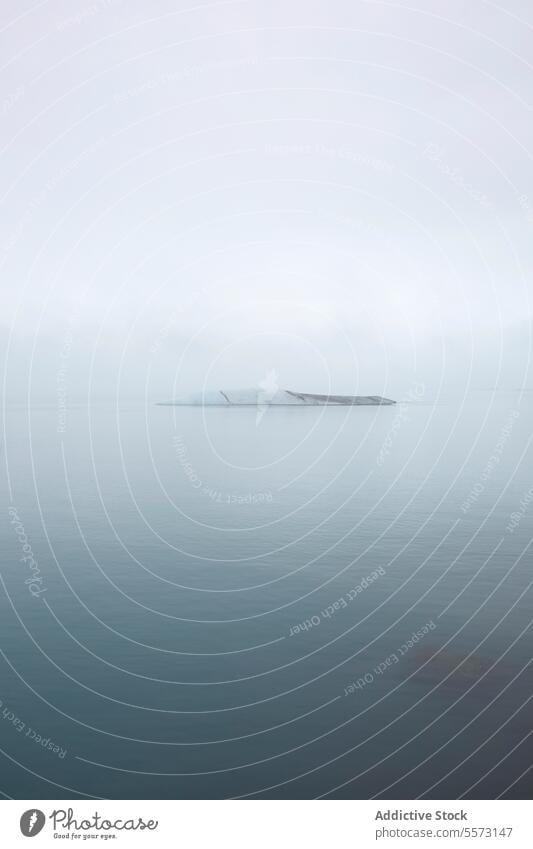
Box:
[2,392,532,799]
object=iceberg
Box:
[157,389,395,406]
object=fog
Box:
[1,0,532,403]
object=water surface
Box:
[2,392,532,798]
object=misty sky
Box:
[1,0,532,400]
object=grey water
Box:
[2,392,532,799]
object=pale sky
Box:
[1,0,532,399]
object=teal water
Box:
[1,393,532,799]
